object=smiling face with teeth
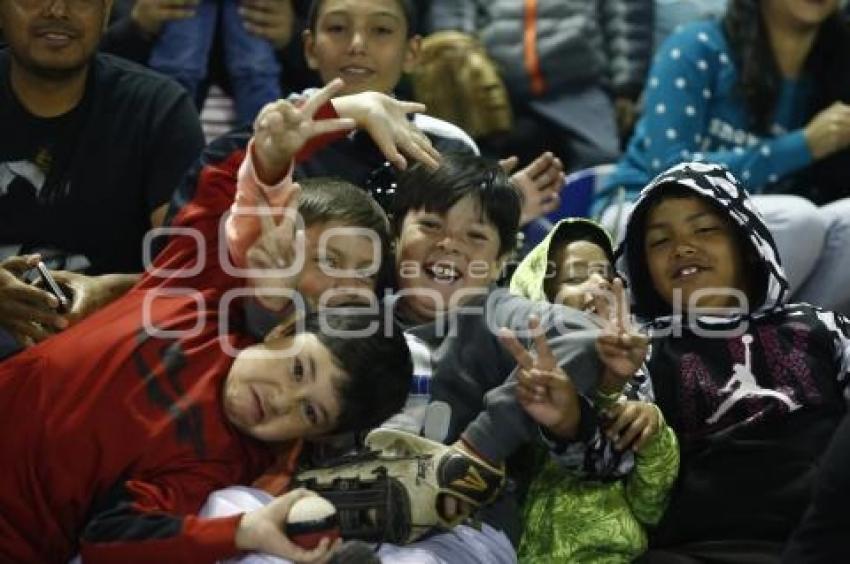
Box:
[643,194,751,312]
[1,0,112,85]
[304,0,420,96]
[395,195,507,322]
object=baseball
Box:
[285,495,341,549]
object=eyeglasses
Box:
[364,161,399,219]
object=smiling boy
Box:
[610,162,850,558]
[0,86,414,564]
[297,0,566,226]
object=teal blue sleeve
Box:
[633,25,813,190]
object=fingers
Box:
[498,156,519,174]
[0,253,41,276]
[439,494,472,524]
[517,368,563,403]
[399,130,440,170]
[4,319,53,345]
[523,152,558,179]
[539,192,561,215]
[528,316,557,370]
[309,117,357,137]
[397,101,427,115]
[155,5,195,19]
[603,402,658,451]
[302,78,346,118]
[497,328,535,370]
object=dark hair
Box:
[624,184,765,318]
[724,0,850,134]
[543,222,615,302]
[391,153,521,257]
[298,177,394,293]
[307,0,418,38]
[304,310,412,433]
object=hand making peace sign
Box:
[595,278,648,394]
[499,316,581,439]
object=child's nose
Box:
[436,234,462,254]
[270,394,293,417]
[348,31,367,53]
[673,240,698,257]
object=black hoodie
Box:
[616,162,850,546]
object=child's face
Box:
[304,0,420,96]
[644,195,749,311]
[395,195,504,322]
[298,221,380,308]
[224,332,344,442]
[549,241,612,313]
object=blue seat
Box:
[521,164,615,251]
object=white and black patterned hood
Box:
[616,161,790,321]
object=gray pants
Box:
[600,194,850,314]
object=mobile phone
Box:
[35,261,70,314]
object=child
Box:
[296,0,566,226]
[509,218,679,563]
[149,0,283,125]
[202,153,646,563]
[383,153,648,558]
[611,162,850,559]
[0,85,415,564]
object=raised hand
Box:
[50,272,139,324]
[235,488,341,563]
[595,278,648,394]
[0,255,67,347]
[332,92,441,171]
[244,180,305,312]
[804,101,850,160]
[253,79,357,184]
[240,0,295,49]
[499,316,581,439]
[602,400,662,452]
[500,152,566,226]
[131,0,198,37]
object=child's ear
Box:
[403,35,422,74]
[303,29,319,71]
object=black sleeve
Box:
[143,86,206,215]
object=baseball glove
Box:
[293,428,505,545]
[411,31,513,139]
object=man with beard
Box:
[0,0,204,350]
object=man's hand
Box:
[240,0,294,49]
[500,152,565,226]
[50,272,139,324]
[596,278,648,394]
[602,400,661,452]
[244,180,305,312]
[253,79,357,185]
[499,316,581,439]
[131,0,198,38]
[332,91,441,171]
[235,488,341,563]
[0,255,67,347]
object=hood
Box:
[511,218,614,302]
[616,162,790,321]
